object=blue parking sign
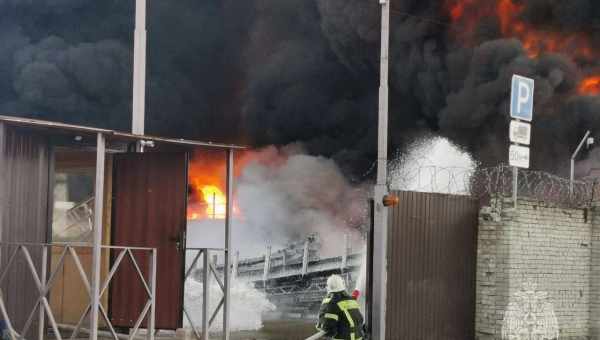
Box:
[510,75,534,122]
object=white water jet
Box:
[389,137,475,194]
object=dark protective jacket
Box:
[316,291,365,340]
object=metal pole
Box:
[301,239,309,276]
[341,234,349,271]
[233,251,239,279]
[202,250,210,340]
[263,246,271,282]
[213,193,216,219]
[373,0,390,339]
[365,199,375,336]
[282,251,287,272]
[570,158,575,196]
[571,130,591,196]
[223,149,234,340]
[38,246,48,340]
[513,167,518,209]
[146,249,157,340]
[90,133,105,340]
[132,0,147,136]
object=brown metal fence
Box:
[385,191,479,340]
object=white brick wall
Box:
[476,197,592,340]
[590,202,600,339]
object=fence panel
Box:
[386,191,479,340]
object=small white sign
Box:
[510,75,535,122]
[509,144,530,169]
[509,120,531,145]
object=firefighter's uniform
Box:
[316,275,364,340]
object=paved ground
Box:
[50,320,317,340]
[177,320,316,340]
[223,320,316,340]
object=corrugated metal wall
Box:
[386,191,479,340]
[0,123,51,335]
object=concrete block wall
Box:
[476,197,593,340]
[591,202,600,338]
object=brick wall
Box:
[476,197,592,340]
[591,202,600,338]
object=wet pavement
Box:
[196,320,316,340]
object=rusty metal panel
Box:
[386,191,478,340]
[110,153,187,330]
[0,124,50,336]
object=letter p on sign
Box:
[510,75,534,122]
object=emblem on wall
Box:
[501,280,559,340]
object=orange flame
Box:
[447,0,595,59]
[446,0,600,95]
[445,0,492,42]
[497,0,593,59]
[449,0,473,21]
[187,151,245,220]
[579,77,600,96]
[201,185,227,218]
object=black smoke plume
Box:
[2,0,600,178]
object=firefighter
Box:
[316,274,365,340]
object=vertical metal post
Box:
[223,149,234,340]
[513,167,518,209]
[341,234,349,271]
[301,239,309,276]
[147,249,157,340]
[570,158,575,196]
[365,199,375,336]
[571,130,592,197]
[90,133,105,340]
[282,251,287,272]
[38,246,48,340]
[373,0,390,338]
[233,252,239,279]
[212,193,216,219]
[263,246,271,282]
[202,250,210,340]
[132,0,147,136]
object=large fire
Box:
[188,182,230,220]
[446,0,600,95]
[187,151,244,220]
[186,147,292,220]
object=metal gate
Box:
[385,191,478,340]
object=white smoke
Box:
[183,279,276,332]
[235,145,367,257]
[186,145,368,258]
[184,145,368,331]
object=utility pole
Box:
[372,0,390,339]
[132,0,147,137]
[570,130,592,196]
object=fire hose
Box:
[304,331,326,340]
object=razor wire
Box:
[390,164,599,208]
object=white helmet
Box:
[327,274,347,293]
